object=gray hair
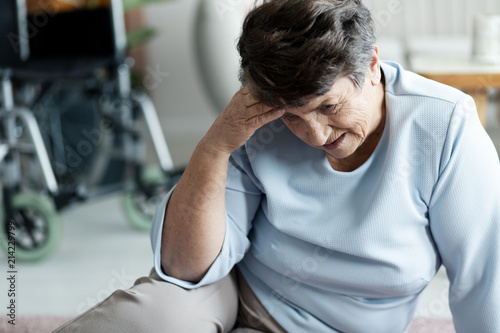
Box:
[238,0,377,108]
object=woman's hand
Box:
[204,86,285,154]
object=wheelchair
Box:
[0,0,182,261]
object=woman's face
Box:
[281,71,385,166]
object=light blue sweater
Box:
[151,62,500,332]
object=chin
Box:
[326,148,355,160]
[331,141,362,159]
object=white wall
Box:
[145,0,217,137]
[365,0,500,37]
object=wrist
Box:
[198,135,233,159]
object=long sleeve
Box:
[429,95,500,332]
[150,147,262,289]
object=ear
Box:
[369,46,382,86]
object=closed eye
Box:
[320,104,340,113]
[282,113,299,122]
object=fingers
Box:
[252,108,285,128]
[247,104,277,120]
[263,108,286,123]
[210,87,285,153]
[239,86,271,111]
[242,92,261,108]
[236,86,284,123]
[241,92,275,114]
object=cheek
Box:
[339,107,370,137]
[285,123,305,139]
[284,122,311,143]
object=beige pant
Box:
[54,268,286,333]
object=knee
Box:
[133,274,239,332]
[55,273,239,333]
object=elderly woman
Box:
[56,0,500,332]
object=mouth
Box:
[322,133,346,150]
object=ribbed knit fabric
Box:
[150,62,500,332]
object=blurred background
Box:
[1,0,500,330]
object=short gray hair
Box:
[238,0,377,108]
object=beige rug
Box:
[0,315,454,332]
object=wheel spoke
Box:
[14,209,47,249]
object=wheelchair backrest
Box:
[0,0,127,68]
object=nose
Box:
[304,119,330,146]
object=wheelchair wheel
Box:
[0,191,62,262]
[122,166,172,231]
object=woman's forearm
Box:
[159,86,284,283]
[161,136,231,283]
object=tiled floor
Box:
[1,106,499,321]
